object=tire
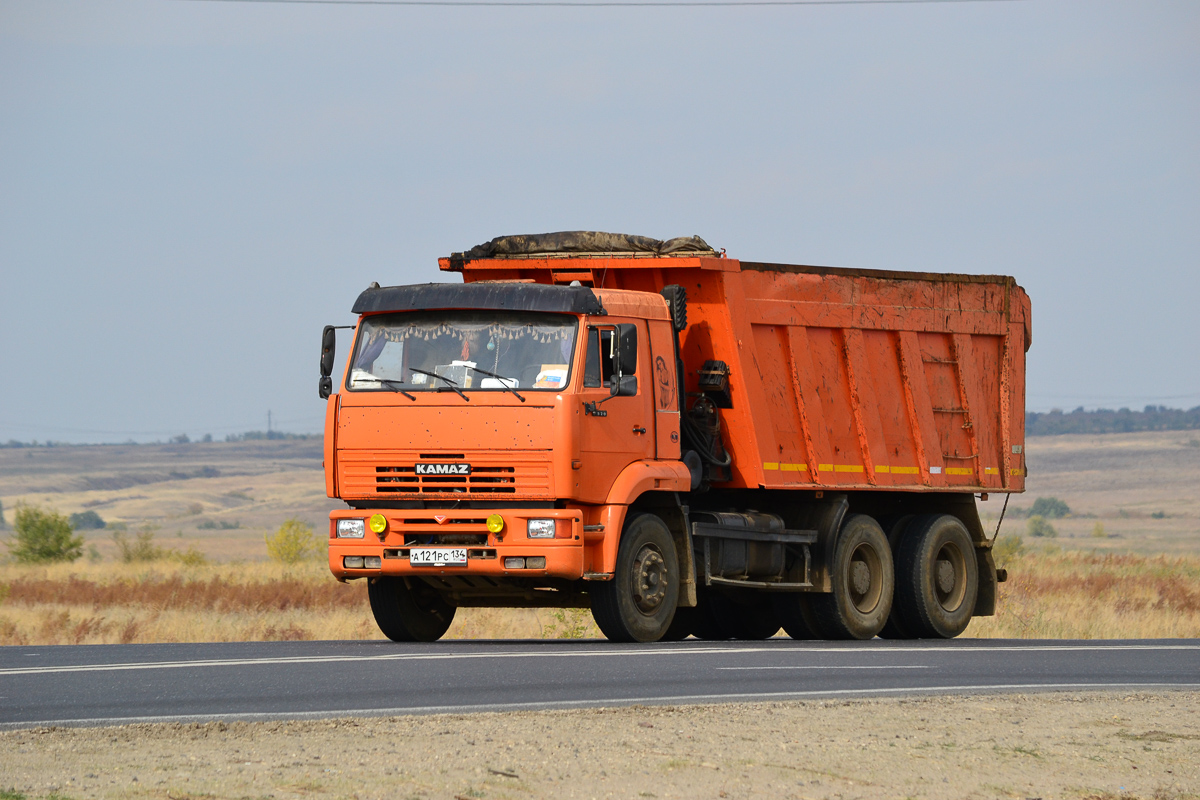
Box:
[591,513,680,643]
[368,577,456,642]
[805,514,894,640]
[771,593,819,640]
[877,515,916,640]
[893,514,979,639]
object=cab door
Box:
[647,319,681,461]
[575,319,655,504]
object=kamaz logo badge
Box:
[415,463,472,475]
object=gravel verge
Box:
[2,691,1197,800]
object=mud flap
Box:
[973,546,998,616]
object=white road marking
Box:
[0,643,1195,677]
[717,665,929,670]
[3,682,1198,731]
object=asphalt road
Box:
[1,639,1197,729]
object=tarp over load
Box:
[459,231,716,259]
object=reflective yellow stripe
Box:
[890,466,919,474]
[764,462,808,472]
[875,465,890,473]
[833,464,864,473]
[1011,468,1024,476]
[945,467,974,475]
[818,464,833,472]
[984,467,999,474]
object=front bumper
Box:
[328,507,584,581]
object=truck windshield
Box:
[346,311,577,393]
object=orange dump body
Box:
[441,253,1031,495]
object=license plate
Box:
[409,547,468,566]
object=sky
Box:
[0,0,1197,444]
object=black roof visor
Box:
[352,282,606,316]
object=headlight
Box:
[527,519,556,539]
[336,519,365,539]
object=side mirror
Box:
[320,325,337,376]
[612,374,638,397]
[319,325,336,399]
[615,323,638,376]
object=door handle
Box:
[632,426,647,435]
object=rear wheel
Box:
[893,514,978,639]
[368,577,456,642]
[805,514,893,640]
[591,513,679,643]
[878,516,916,640]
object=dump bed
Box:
[441,250,1030,495]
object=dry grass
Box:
[1,548,1195,644]
[965,545,1200,639]
[0,560,602,645]
[0,433,1196,644]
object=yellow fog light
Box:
[368,513,388,535]
[486,514,505,534]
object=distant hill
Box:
[1027,405,1200,436]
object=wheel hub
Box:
[631,545,668,614]
[847,541,883,614]
[932,542,968,612]
[936,559,956,595]
[850,561,872,596]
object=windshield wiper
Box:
[408,367,470,402]
[378,379,415,400]
[463,365,526,402]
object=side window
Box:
[583,327,616,388]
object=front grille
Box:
[339,451,553,498]
[402,532,488,546]
[375,466,518,494]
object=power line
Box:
[182,0,1022,7]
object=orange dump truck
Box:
[319,232,1030,642]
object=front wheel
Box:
[591,513,680,643]
[368,577,456,642]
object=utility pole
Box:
[268,410,272,436]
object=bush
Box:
[992,534,1025,567]
[113,524,167,563]
[170,546,209,566]
[0,498,6,529]
[1030,497,1071,519]
[1092,521,1107,538]
[68,510,106,530]
[7,505,85,563]
[1027,515,1057,538]
[265,518,325,564]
